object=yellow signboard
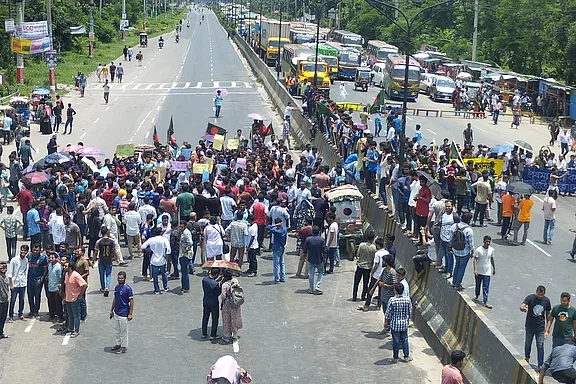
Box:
[227,138,239,150]
[468,158,504,175]
[213,134,224,151]
[193,163,211,174]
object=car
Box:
[419,73,437,95]
[372,63,386,88]
[430,76,455,102]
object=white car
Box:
[430,76,455,102]
[419,73,437,95]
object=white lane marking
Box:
[140,70,143,74]
[233,339,239,353]
[476,126,486,132]
[145,131,150,139]
[80,132,86,139]
[145,111,152,118]
[213,81,219,88]
[24,318,35,333]
[159,83,168,89]
[407,116,413,121]
[145,83,156,90]
[426,128,437,135]
[133,84,142,89]
[94,118,100,124]
[170,82,177,89]
[105,106,110,112]
[157,105,161,111]
[231,81,237,88]
[526,239,552,257]
[532,195,543,203]
[243,82,252,88]
[194,82,203,88]
[62,333,71,346]
[114,97,119,101]
[184,82,190,88]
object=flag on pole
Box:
[167,116,176,144]
[369,89,386,114]
[153,125,160,145]
[449,141,464,167]
[206,122,227,136]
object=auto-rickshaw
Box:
[324,184,364,260]
[139,32,148,48]
[8,97,29,127]
[354,66,371,92]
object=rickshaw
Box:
[354,66,371,92]
[8,96,29,127]
[139,32,148,48]
[324,184,364,260]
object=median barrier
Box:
[223,17,537,384]
[415,108,440,117]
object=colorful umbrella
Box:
[201,259,241,272]
[78,146,105,157]
[489,144,514,154]
[247,113,266,121]
[60,144,83,154]
[201,133,215,141]
[44,152,72,164]
[22,171,50,185]
[213,88,228,97]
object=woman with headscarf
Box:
[87,207,102,258]
[219,270,243,343]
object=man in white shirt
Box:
[358,238,388,311]
[123,202,142,259]
[103,206,127,265]
[407,172,420,236]
[8,245,29,321]
[246,215,259,277]
[219,192,236,230]
[473,235,495,308]
[141,227,171,294]
[49,208,66,246]
[396,267,409,298]
[542,189,556,245]
[559,128,571,157]
[2,113,12,145]
[138,197,156,224]
[325,213,339,273]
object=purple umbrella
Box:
[78,146,105,157]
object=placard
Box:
[5,19,14,33]
[115,144,135,157]
[213,134,224,151]
[236,157,246,169]
[193,163,211,174]
[180,148,192,160]
[227,138,239,150]
[153,166,166,181]
[170,161,188,172]
[469,157,504,175]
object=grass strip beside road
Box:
[17,11,186,97]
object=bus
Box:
[331,30,363,49]
[326,41,360,80]
[289,28,315,44]
[382,54,422,101]
[280,44,330,96]
[366,40,399,62]
[303,42,339,83]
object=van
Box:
[372,63,387,88]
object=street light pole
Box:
[15,0,24,84]
[367,0,457,168]
[277,4,282,80]
[46,0,56,98]
[313,8,321,89]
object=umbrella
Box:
[416,170,442,198]
[201,259,241,272]
[213,88,228,97]
[456,72,472,80]
[489,144,514,154]
[514,140,533,151]
[201,133,215,141]
[507,181,535,195]
[22,171,50,185]
[412,52,429,60]
[60,144,83,154]
[0,105,14,111]
[247,113,266,121]
[78,146,105,157]
[44,152,72,164]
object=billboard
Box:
[15,21,48,39]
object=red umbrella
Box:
[22,171,50,185]
[60,144,83,154]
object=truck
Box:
[257,19,290,67]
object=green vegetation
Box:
[0,0,185,96]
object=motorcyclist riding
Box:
[175,33,180,43]
[159,36,164,48]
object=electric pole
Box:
[46,0,56,98]
[15,0,24,84]
[471,0,479,61]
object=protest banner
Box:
[193,163,211,174]
[170,161,188,172]
[521,167,576,193]
[213,134,224,151]
[236,158,246,169]
[227,138,239,150]
[180,148,192,160]
[116,144,135,158]
[468,158,504,175]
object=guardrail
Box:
[224,19,538,384]
[0,89,20,104]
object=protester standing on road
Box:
[0,206,22,261]
[352,231,376,301]
[46,252,63,321]
[93,226,119,297]
[220,270,243,343]
[123,203,142,259]
[225,212,248,267]
[122,45,128,60]
[26,244,47,319]
[2,113,12,145]
[135,51,142,66]
[245,214,259,277]
[116,63,124,83]
[436,200,458,278]
[201,268,221,340]
[325,213,339,272]
[96,63,103,82]
[61,261,87,338]
[338,82,348,101]
[450,212,474,291]
[473,235,495,309]
[546,292,576,348]
[63,103,76,135]
[521,285,552,370]
[559,128,571,157]
[543,189,556,245]
[127,46,133,61]
[471,171,492,227]
[110,271,133,354]
[214,90,223,118]
[141,227,171,294]
[512,194,534,246]
[7,245,28,322]
[384,283,413,364]
[304,225,325,295]
[103,80,110,104]
[267,218,287,283]
[463,123,473,147]
[442,350,465,384]
[377,254,396,333]
[109,62,117,82]
[0,262,9,339]
[178,221,193,293]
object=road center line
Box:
[114,97,119,101]
[24,318,35,333]
[532,195,544,203]
[80,132,86,139]
[145,131,150,139]
[233,339,239,353]
[526,239,552,257]
[62,333,71,346]
[426,128,437,135]
[105,106,110,112]
[93,118,100,124]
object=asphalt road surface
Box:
[0,9,444,384]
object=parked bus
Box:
[289,28,315,44]
[326,41,360,80]
[331,30,363,49]
[366,40,399,62]
[382,54,422,101]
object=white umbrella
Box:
[412,52,429,60]
[456,72,472,80]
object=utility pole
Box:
[46,0,56,98]
[164,0,166,20]
[88,0,94,56]
[15,0,24,84]
[121,0,126,40]
[394,0,398,20]
[471,0,479,61]
[99,0,102,17]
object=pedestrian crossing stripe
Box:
[85,81,253,90]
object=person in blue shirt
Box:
[110,271,134,354]
[303,225,326,295]
[26,201,42,248]
[374,112,383,137]
[364,141,380,194]
[414,124,422,145]
[201,268,222,340]
[267,218,287,284]
[392,114,401,134]
[26,244,48,319]
[214,90,223,118]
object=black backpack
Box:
[450,225,468,251]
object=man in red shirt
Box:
[414,175,432,245]
[250,193,268,253]
[441,350,464,384]
[15,185,33,240]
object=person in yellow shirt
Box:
[512,194,534,245]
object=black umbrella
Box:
[507,181,536,195]
[416,170,442,198]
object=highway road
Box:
[0,9,444,384]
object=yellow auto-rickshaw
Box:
[139,32,148,48]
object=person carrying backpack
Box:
[449,212,474,291]
[219,269,244,344]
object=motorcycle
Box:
[175,34,180,43]
[187,22,190,28]
[159,40,164,49]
